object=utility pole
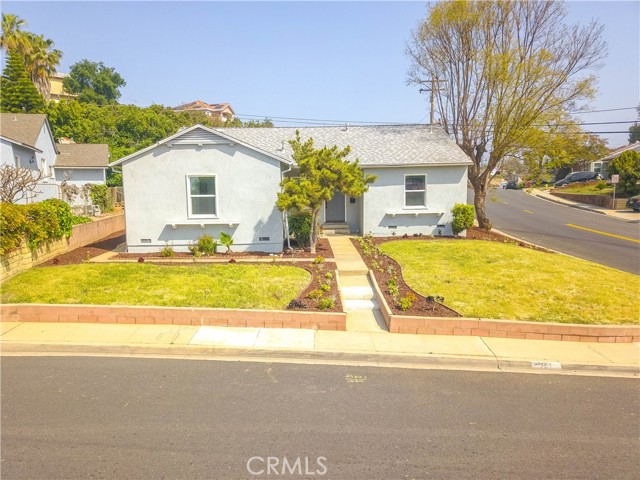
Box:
[419,77,438,126]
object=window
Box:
[187,175,216,216]
[593,162,602,173]
[405,175,426,207]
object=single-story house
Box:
[111,124,472,254]
[0,113,109,204]
[586,142,640,179]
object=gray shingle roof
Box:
[213,124,471,167]
[0,113,47,148]
[55,143,110,168]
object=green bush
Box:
[196,234,218,255]
[89,184,113,213]
[609,151,640,196]
[451,203,475,235]
[71,215,92,225]
[317,297,335,309]
[160,244,175,258]
[306,289,323,300]
[396,292,417,311]
[288,211,312,247]
[313,255,325,264]
[0,199,74,254]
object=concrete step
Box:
[343,299,379,311]
[341,286,375,301]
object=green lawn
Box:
[1,264,311,310]
[552,184,613,195]
[380,240,640,324]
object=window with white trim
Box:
[405,174,426,207]
[187,175,217,216]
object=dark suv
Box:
[554,171,602,187]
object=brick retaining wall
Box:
[0,304,347,331]
[368,272,639,343]
[1,213,125,282]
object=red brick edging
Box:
[368,272,639,343]
[0,304,346,331]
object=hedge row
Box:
[0,199,77,255]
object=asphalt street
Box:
[475,189,640,274]
[2,357,639,479]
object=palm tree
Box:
[1,13,28,53]
[24,33,62,100]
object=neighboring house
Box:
[49,73,77,102]
[173,100,235,122]
[55,143,110,206]
[111,124,471,254]
[586,142,640,179]
[0,113,108,204]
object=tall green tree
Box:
[609,151,640,196]
[23,33,62,100]
[63,59,126,105]
[0,51,45,113]
[0,13,28,52]
[276,131,376,253]
[629,124,640,144]
[407,0,605,228]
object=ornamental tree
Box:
[0,51,45,113]
[276,131,376,253]
[609,151,640,196]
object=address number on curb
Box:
[531,361,562,370]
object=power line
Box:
[568,106,638,114]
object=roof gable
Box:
[0,113,47,147]
[110,124,293,166]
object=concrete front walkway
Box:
[327,236,386,333]
[1,322,638,375]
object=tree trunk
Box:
[470,178,492,230]
[309,209,320,254]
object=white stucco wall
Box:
[34,123,58,180]
[1,139,37,169]
[121,133,286,253]
[361,165,468,237]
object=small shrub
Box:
[451,203,475,235]
[320,283,330,292]
[426,295,444,303]
[219,231,233,254]
[288,211,312,247]
[387,277,399,297]
[313,255,325,264]
[197,234,218,255]
[71,215,92,225]
[188,243,202,257]
[324,272,333,280]
[317,297,335,309]
[595,180,608,190]
[306,289,323,300]
[160,244,175,258]
[137,257,145,263]
[397,292,417,311]
[287,299,306,309]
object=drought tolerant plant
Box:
[317,297,335,310]
[196,234,218,255]
[320,283,330,292]
[306,289,323,300]
[160,244,175,258]
[397,292,417,311]
[219,231,233,254]
[313,255,325,264]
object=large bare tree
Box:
[407,0,605,228]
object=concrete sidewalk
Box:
[529,188,639,221]
[2,322,638,376]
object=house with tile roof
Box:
[173,100,235,122]
[111,123,471,254]
[0,113,108,205]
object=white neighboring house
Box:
[112,124,471,254]
[0,113,108,205]
[587,141,640,179]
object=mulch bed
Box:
[38,231,126,267]
[113,238,334,260]
[351,227,552,317]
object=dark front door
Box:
[325,193,345,222]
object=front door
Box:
[325,193,345,222]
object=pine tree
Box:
[0,51,45,113]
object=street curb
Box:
[529,190,607,215]
[2,342,637,376]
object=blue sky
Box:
[3,1,639,146]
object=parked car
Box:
[626,195,640,212]
[505,181,518,190]
[554,171,602,187]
